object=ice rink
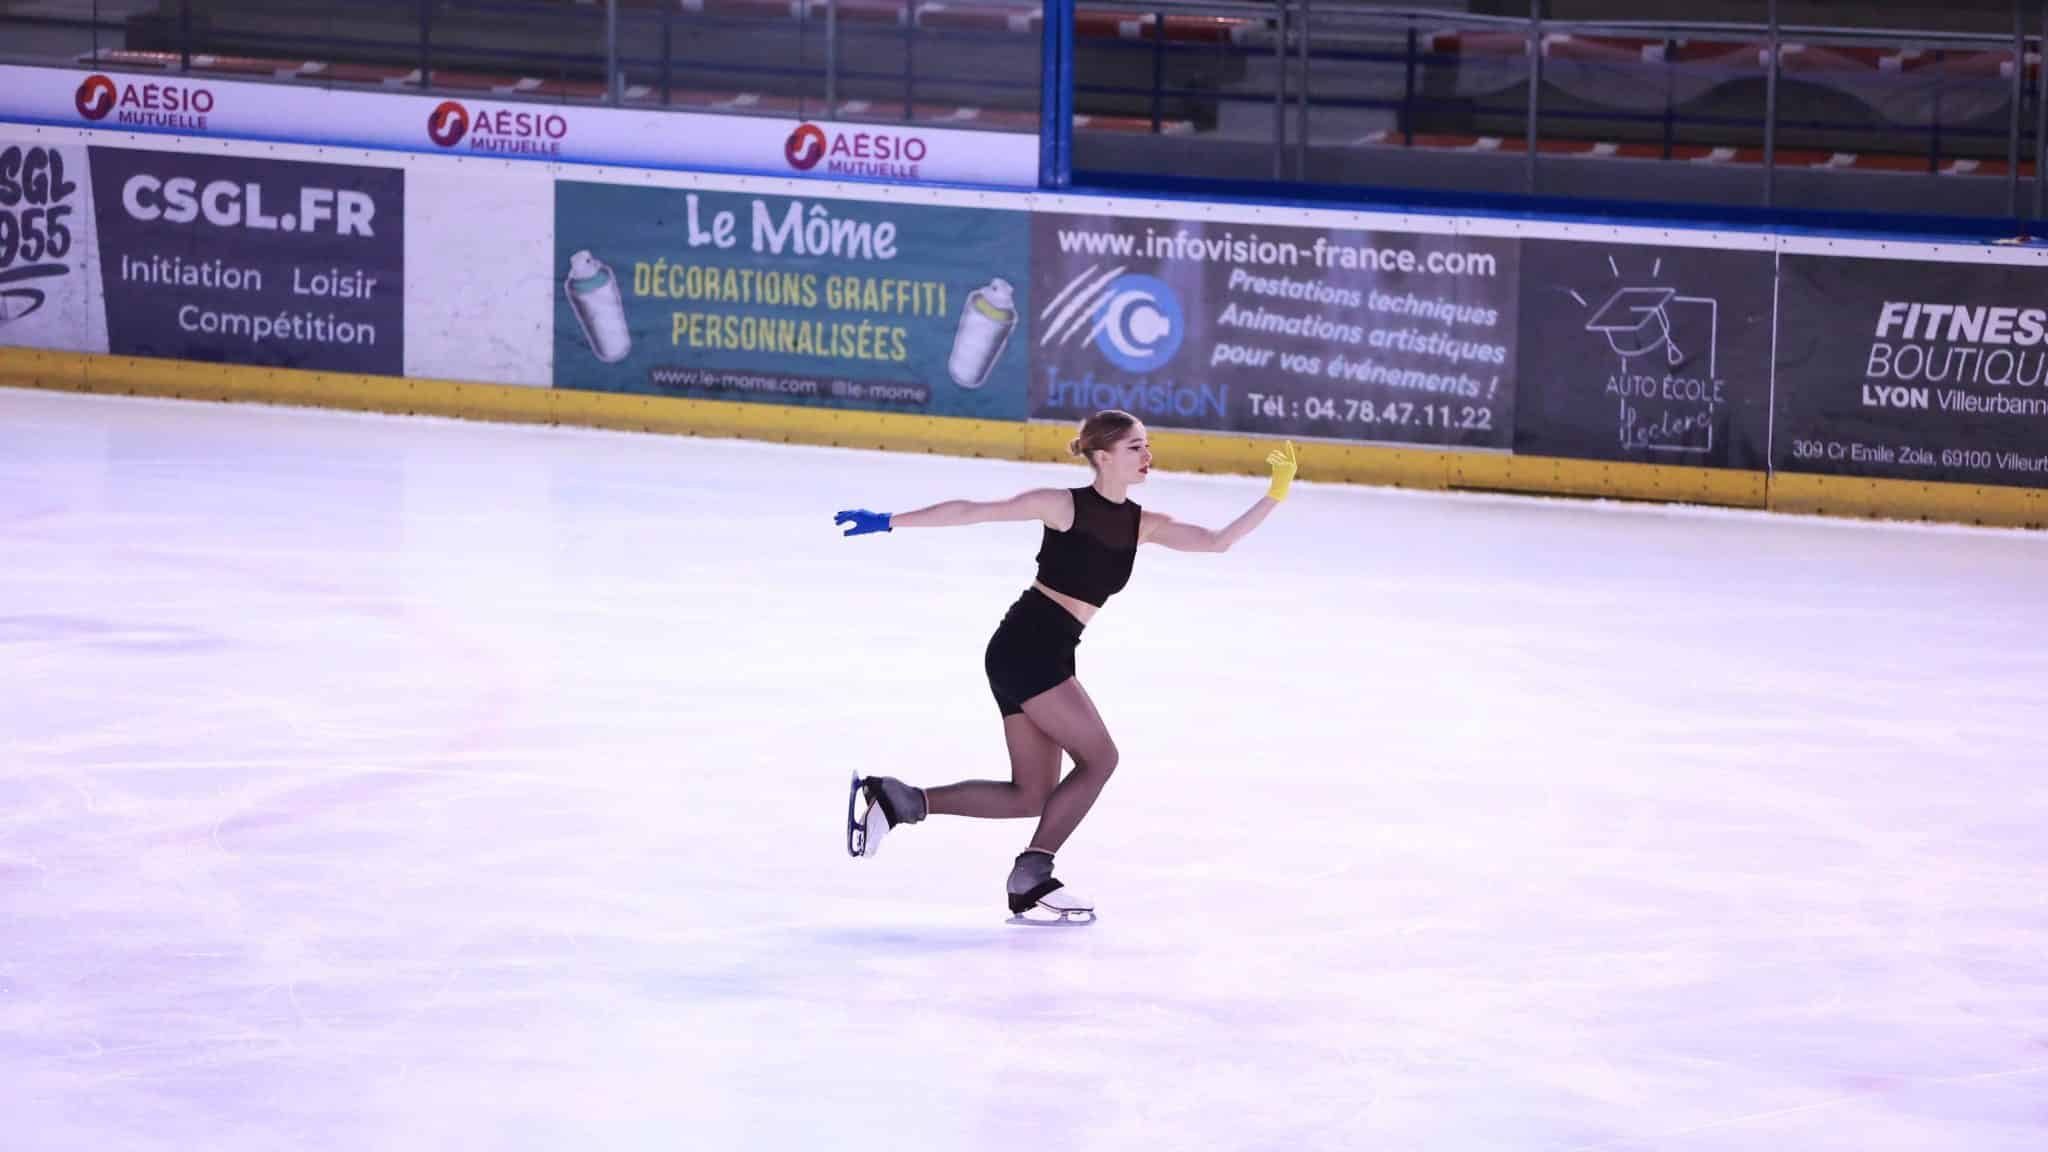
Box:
[4,385,2047,1152]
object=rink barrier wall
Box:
[35,337,2048,530]
[0,346,1774,507]
[0,345,1037,459]
[3,122,2047,529]
[17,342,2045,529]
[1767,473,2048,530]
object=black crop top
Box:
[1035,486,1141,607]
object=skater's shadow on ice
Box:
[802,925,1008,954]
[0,613,223,652]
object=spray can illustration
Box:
[947,277,1017,390]
[564,250,632,364]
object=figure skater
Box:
[834,409,1298,921]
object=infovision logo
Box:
[1040,267,1184,373]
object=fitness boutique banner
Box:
[1515,239,1775,469]
[0,64,1036,188]
[553,181,1031,420]
[1776,253,2048,489]
[1028,212,1519,448]
[0,140,107,354]
[88,147,404,374]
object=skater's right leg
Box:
[923,714,1061,819]
[1015,678,1118,855]
[998,678,1116,918]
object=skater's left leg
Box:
[923,713,1061,819]
[855,709,1060,856]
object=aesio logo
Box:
[785,124,827,171]
[75,75,118,121]
[73,75,214,124]
[428,103,568,155]
[427,101,470,148]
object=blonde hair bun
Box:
[1070,410,1140,468]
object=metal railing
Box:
[1062,1,2048,220]
[6,0,2048,223]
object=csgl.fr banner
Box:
[1,138,404,374]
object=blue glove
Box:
[835,509,892,536]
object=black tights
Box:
[922,678,1118,854]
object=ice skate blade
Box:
[844,772,867,858]
[1006,909,1097,927]
[848,774,899,858]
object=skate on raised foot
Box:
[1004,848,1096,925]
[845,772,927,858]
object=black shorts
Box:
[984,587,1085,717]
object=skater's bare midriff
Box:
[1032,580,1097,626]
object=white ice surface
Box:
[3,386,2047,1152]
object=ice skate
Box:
[845,772,927,858]
[1004,849,1096,925]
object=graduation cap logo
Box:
[1587,287,1685,365]
[1558,254,1727,458]
[1578,280,1719,376]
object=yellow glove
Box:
[1265,440,1298,501]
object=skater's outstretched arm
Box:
[1139,440,1298,554]
[836,489,1070,536]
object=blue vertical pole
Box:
[1058,0,1075,186]
[1039,1,1058,186]
[2010,0,2024,222]
[607,0,621,106]
[417,0,431,90]
[1040,0,1075,188]
[2036,0,2047,224]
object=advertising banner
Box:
[0,65,1036,189]
[1515,240,1775,469]
[0,140,107,354]
[1776,253,2048,489]
[1029,213,1519,448]
[88,147,404,374]
[553,181,1031,420]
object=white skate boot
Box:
[846,773,927,858]
[1005,848,1096,925]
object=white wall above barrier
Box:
[0,64,1039,190]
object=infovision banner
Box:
[1028,211,1520,449]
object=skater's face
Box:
[1097,422,1152,485]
